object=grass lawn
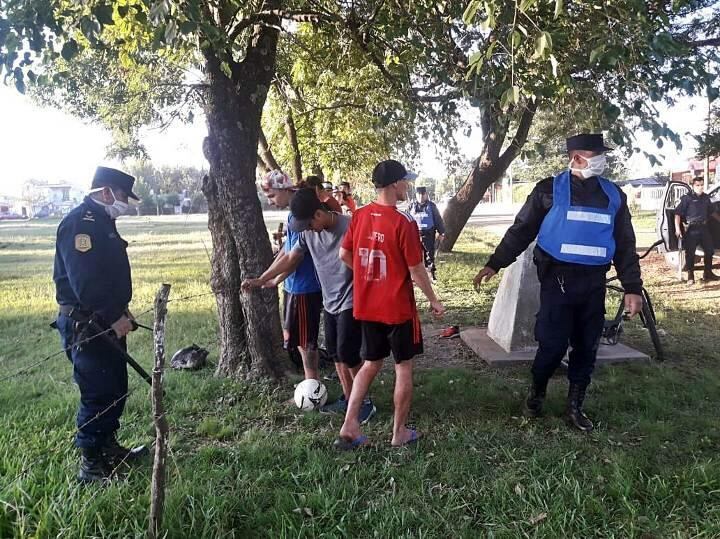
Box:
[1,213,719,538]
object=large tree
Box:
[1,1,306,379]
[296,1,719,249]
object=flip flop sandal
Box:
[333,435,369,451]
[393,429,422,448]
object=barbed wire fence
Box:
[0,282,232,537]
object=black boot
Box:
[523,378,548,418]
[102,434,149,467]
[565,383,593,432]
[78,448,111,483]
[702,271,720,282]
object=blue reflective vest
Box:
[410,201,435,231]
[537,170,620,266]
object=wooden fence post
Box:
[148,284,171,539]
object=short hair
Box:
[340,181,351,189]
[691,177,704,185]
[305,175,323,189]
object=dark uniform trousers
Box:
[56,313,128,449]
[684,225,715,275]
[532,269,606,386]
[420,231,437,271]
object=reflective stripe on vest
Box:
[411,202,435,231]
[536,170,620,265]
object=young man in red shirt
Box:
[335,159,445,449]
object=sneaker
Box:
[688,279,695,286]
[440,325,460,339]
[319,396,347,415]
[359,399,377,425]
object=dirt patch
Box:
[414,323,483,370]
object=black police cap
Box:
[416,186,427,194]
[566,134,613,153]
[91,166,139,200]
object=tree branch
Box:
[229,10,333,42]
[687,37,720,47]
[498,100,538,170]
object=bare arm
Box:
[409,262,444,315]
[242,249,304,291]
[339,247,353,269]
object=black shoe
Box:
[523,378,548,418]
[78,448,112,483]
[702,272,720,282]
[102,434,149,466]
[564,383,593,432]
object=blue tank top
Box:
[537,170,620,265]
[283,215,321,294]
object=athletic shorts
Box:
[283,291,322,350]
[360,316,423,363]
[324,308,362,368]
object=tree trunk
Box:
[285,109,303,184]
[258,128,281,171]
[200,10,288,380]
[439,102,537,251]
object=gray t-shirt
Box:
[293,214,353,315]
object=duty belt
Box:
[58,305,93,320]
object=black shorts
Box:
[360,316,423,363]
[324,309,362,368]
[283,291,322,350]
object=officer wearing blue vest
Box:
[473,134,643,432]
[408,186,445,280]
[54,166,147,482]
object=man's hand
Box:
[241,278,266,293]
[429,300,445,317]
[473,266,497,291]
[111,315,134,338]
[124,309,137,331]
[675,226,683,239]
[624,293,643,318]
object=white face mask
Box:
[93,189,130,219]
[570,154,607,179]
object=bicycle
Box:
[602,239,665,361]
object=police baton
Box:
[87,319,153,387]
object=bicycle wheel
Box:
[641,299,664,361]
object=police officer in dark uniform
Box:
[54,166,146,482]
[408,186,446,280]
[474,134,643,432]
[674,177,720,285]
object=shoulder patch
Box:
[74,234,92,253]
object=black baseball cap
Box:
[566,134,613,153]
[289,188,323,232]
[91,166,139,200]
[416,186,427,194]
[371,159,418,188]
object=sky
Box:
[0,83,710,198]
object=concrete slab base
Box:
[460,327,650,366]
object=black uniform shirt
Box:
[486,175,643,295]
[676,192,713,226]
[53,196,132,325]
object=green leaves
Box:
[92,4,114,27]
[501,85,520,109]
[554,0,564,19]
[61,39,79,61]
[533,32,552,59]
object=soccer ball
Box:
[293,379,328,411]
